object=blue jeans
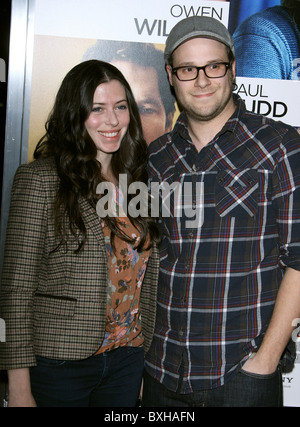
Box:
[142,365,283,407]
[30,347,144,407]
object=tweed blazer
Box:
[0,157,159,370]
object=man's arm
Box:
[243,267,300,374]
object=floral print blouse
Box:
[96,216,151,353]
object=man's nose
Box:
[194,69,211,87]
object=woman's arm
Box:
[0,164,47,369]
[7,368,37,407]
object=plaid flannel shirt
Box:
[145,95,300,393]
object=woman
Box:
[0,60,160,407]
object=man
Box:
[83,40,176,144]
[143,16,300,407]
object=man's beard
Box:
[186,89,233,123]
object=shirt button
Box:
[192,164,199,172]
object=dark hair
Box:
[83,40,176,120]
[34,60,160,252]
[282,0,300,29]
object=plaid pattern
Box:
[0,157,159,369]
[145,95,300,393]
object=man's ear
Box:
[166,65,174,87]
[231,59,236,80]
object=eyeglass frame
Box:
[171,62,232,81]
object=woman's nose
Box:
[105,110,119,126]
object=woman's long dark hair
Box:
[34,60,160,252]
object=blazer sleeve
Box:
[0,164,48,369]
[140,243,159,354]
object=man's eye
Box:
[139,106,156,115]
[209,63,221,70]
[182,67,195,73]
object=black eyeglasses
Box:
[172,62,231,81]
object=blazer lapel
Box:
[78,196,106,253]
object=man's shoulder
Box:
[148,112,187,156]
[148,132,172,155]
[234,6,291,36]
[240,104,298,137]
[147,132,177,179]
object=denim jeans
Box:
[30,347,144,407]
[142,365,283,407]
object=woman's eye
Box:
[116,104,128,111]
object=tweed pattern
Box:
[0,157,159,369]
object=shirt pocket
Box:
[215,169,258,217]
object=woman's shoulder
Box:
[13,157,59,193]
[16,157,58,178]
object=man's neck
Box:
[188,120,219,152]
[187,102,236,152]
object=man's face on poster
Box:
[113,60,173,144]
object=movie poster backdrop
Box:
[1,0,300,406]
